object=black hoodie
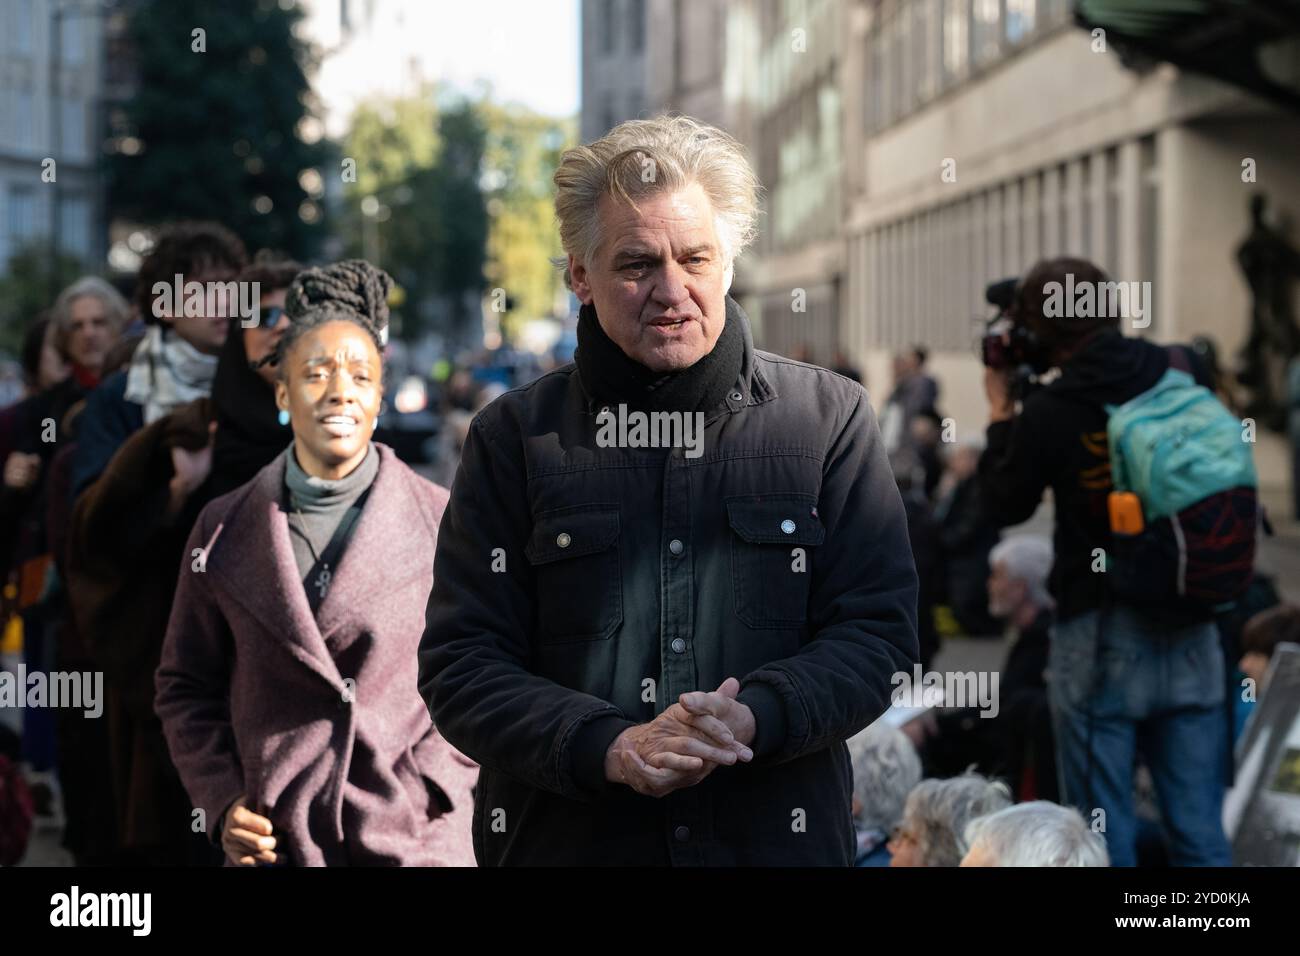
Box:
[210,320,292,496]
[978,329,1213,622]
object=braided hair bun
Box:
[285,258,392,344]
[272,259,393,377]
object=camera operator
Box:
[976,256,1230,867]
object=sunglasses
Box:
[261,305,287,328]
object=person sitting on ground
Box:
[847,720,922,866]
[960,800,1110,867]
[1239,603,1300,698]
[888,771,1011,867]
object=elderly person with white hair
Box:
[888,772,1012,866]
[420,115,919,865]
[50,276,133,389]
[987,534,1059,802]
[961,800,1110,866]
[848,721,922,866]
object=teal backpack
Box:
[1104,349,1258,609]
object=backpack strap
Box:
[1166,344,1193,374]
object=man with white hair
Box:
[420,115,919,865]
[960,800,1110,867]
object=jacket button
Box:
[674,825,691,842]
[671,638,686,654]
[729,390,743,403]
[781,519,796,534]
[556,532,571,548]
[668,538,683,555]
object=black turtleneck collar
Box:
[573,296,747,415]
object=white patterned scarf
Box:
[123,325,220,425]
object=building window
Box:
[868,26,885,132]
[896,4,913,118]
[943,0,969,83]
[59,195,92,259]
[1139,134,1159,293]
[629,0,645,53]
[600,0,618,54]
[12,0,33,54]
[8,187,40,247]
[61,13,84,65]
[1005,0,1036,44]
[61,98,87,159]
[12,90,35,151]
[1057,163,1070,254]
[1105,146,1120,274]
[972,0,1002,65]
[879,14,895,127]
[915,0,941,103]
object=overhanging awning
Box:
[1074,0,1300,111]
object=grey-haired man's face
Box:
[569,182,729,373]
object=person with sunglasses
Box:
[208,255,300,496]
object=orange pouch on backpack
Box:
[1108,491,1144,536]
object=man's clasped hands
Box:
[603,677,758,797]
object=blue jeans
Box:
[1047,604,1232,867]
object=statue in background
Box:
[1236,194,1300,433]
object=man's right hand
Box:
[222,796,278,866]
[604,709,753,798]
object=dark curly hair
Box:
[271,259,392,380]
[237,250,303,293]
[136,221,249,323]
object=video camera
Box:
[979,275,1048,400]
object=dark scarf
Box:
[211,319,292,495]
[574,297,745,414]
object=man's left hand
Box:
[674,677,757,748]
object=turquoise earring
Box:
[278,410,290,426]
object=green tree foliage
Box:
[0,244,89,356]
[339,90,573,346]
[480,104,574,340]
[340,94,488,344]
[106,0,327,258]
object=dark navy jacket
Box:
[71,370,144,497]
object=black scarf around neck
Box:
[211,318,291,496]
[574,298,745,414]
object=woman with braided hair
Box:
[155,260,476,866]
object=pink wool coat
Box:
[155,443,476,866]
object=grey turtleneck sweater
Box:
[282,443,379,613]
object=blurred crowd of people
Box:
[1,226,1297,866]
[792,322,1299,867]
[0,221,562,867]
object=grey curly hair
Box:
[552,114,761,289]
[847,721,923,834]
[900,773,1013,867]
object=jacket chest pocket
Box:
[525,504,622,644]
[727,494,824,629]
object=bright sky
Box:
[391,0,580,117]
